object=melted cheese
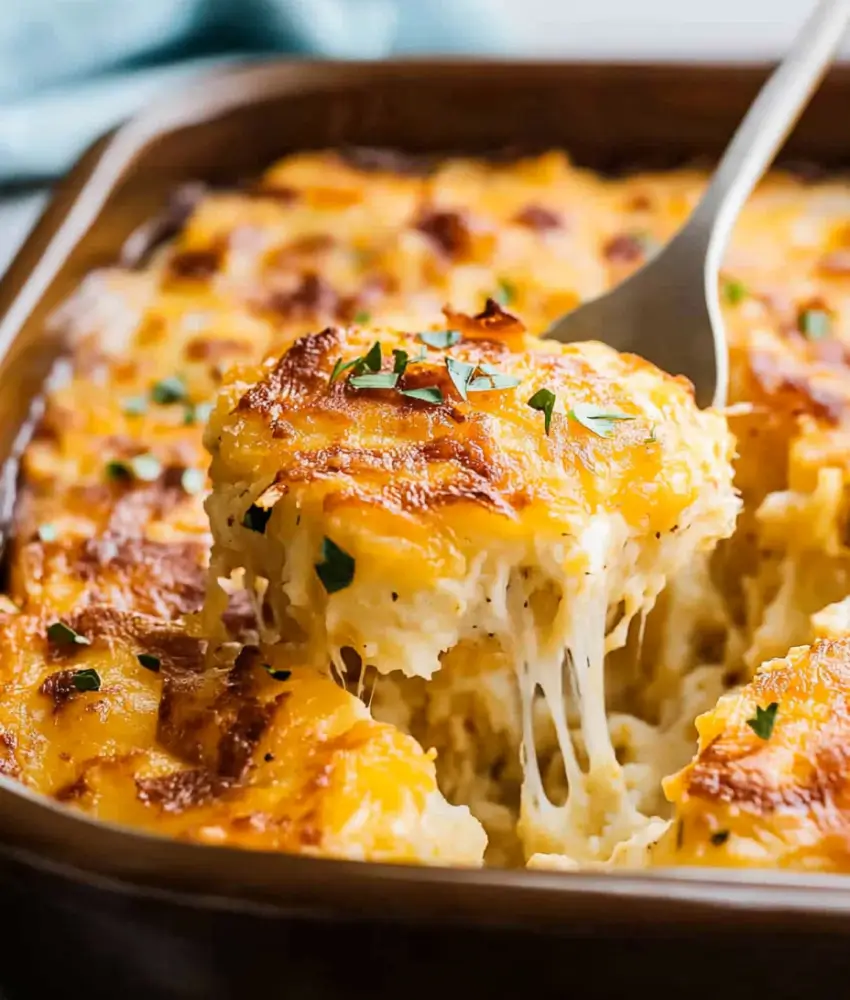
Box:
[203,314,739,864]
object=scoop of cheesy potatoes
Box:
[3,147,850,872]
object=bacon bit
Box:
[442,298,526,342]
[514,204,563,231]
[266,273,339,319]
[39,670,80,709]
[603,232,647,264]
[818,250,850,277]
[415,210,472,259]
[167,247,223,281]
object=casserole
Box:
[3,59,850,998]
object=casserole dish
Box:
[3,58,850,999]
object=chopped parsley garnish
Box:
[527,387,557,435]
[71,668,101,692]
[353,310,371,325]
[349,372,399,390]
[329,357,360,385]
[710,830,730,846]
[151,375,188,405]
[314,537,355,594]
[746,701,778,740]
[37,523,57,543]
[468,364,521,392]
[494,278,516,306]
[137,653,161,673]
[400,386,443,404]
[329,341,383,385]
[121,395,148,417]
[361,341,382,373]
[180,468,205,496]
[393,349,410,375]
[646,424,659,445]
[129,454,162,482]
[798,308,831,340]
[568,404,635,439]
[47,621,91,647]
[242,503,273,534]
[722,277,748,306]
[445,357,476,400]
[418,329,462,349]
[105,460,133,482]
[106,454,162,483]
[263,663,292,681]
[184,401,214,426]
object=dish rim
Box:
[2,56,850,930]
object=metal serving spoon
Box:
[545,0,850,409]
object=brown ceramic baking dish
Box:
[2,59,850,1000]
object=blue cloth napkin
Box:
[0,0,516,185]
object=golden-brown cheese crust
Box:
[213,302,725,541]
[8,147,850,869]
[0,608,484,862]
[654,638,850,871]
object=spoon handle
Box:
[686,0,850,266]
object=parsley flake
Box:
[710,830,730,846]
[353,310,371,325]
[263,663,292,681]
[418,329,462,350]
[151,375,188,405]
[137,653,161,673]
[393,349,409,375]
[400,386,443,404]
[799,308,831,340]
[329,357,361,385]
[180,468,205,496]
[722,278,748,306]
[47,621,91,647]
[361,341,382,373]
[242,503,273,534]
[468,367,521,392]
[494,278,516,306]
[121,395,148,417]
[527,388,557,435]
[105,460,132,482]
[349,372,399,390]
[71,668,101,693]
[568,404,635,439]
[314,537,355,594]
[37,523,57,543]
[746,701,778,740]
[446,356,476,400]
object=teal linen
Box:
[0,0,514,184]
